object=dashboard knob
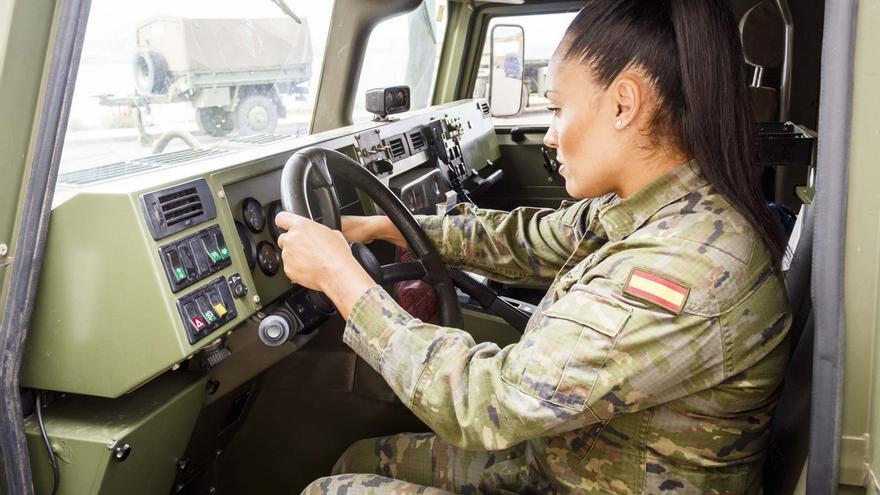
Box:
[258,314,292,346]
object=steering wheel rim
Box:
[280,147,464,329]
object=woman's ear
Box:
[611,74,643,130]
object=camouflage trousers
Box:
[301,432,523,494]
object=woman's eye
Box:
[546,106,560,116]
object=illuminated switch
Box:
[184,302,207,332]
[215,232,230,260]
[196,296,218,324]
[207,291,229,317]
[213,303,228,317]
[202,236,222,265]
[165,250,187,282]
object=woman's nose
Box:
[543,127,558,149]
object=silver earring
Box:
[615,118,623,129]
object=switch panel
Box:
[176,277,238,344]
[159,225,232,293]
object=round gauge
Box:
[235,220,257,271]
[241,197,266,233]
[257,240,281,276]
[268,200,286,241]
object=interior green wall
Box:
[842,0,880,489]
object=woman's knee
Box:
[331,437,382,475]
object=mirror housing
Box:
[489,24,525,118]
[366,86,411,119]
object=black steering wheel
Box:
[280,147,464,329]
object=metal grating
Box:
[387,137,407,159]
[58,161,162,186]
[228,133,292,145]
[408,130,426,152]
[478,102,490,117]
[58,148,230,186]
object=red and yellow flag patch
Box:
[624,269,690,314]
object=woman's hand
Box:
[341,215,407,249]
[275,212,376,319]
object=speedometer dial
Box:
[241,197,266,233]
[257,240,281,276]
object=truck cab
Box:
[0,0,873,494]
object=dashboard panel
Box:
[22,100,499,398]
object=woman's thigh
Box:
[332,432,521,493]
[301,474,453,495]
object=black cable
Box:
[35,392,60,495]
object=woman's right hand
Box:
[341,215,407,248]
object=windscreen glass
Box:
[58,0,333,183]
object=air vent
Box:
[478,102,490,118]
[141,179,217,240]
[407,129,426,153]
[58,161,162,186]
[385,136,408,161]
[58,148,231,186]
[228,133,292,146]
[158,187,203,227]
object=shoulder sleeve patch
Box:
[624,269,690,314]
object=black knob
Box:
[306,290,336,315]
[232,282,248,299]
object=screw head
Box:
[0,244,7,257]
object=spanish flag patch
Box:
[624,269,690,314]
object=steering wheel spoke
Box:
[380,261,426,284]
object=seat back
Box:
[764,204,815,493]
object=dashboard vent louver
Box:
[57,148,230,186]
[478,102,490,118]
[158,187,204,227]
[408,130,426,153]
[141,179,217,240]
[387,136,408,160]
[228,133,292,146]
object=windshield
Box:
[58,0,333,183]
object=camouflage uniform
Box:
[303,162,790,494]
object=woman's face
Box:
[543,58,630,199]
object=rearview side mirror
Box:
[489,24,525,118]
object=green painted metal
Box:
[23,372,206,495]
[843,0,880,491]
[0,0,56,326]
[20,187,256,398]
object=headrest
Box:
[739,0,785,68]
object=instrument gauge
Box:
[268,200,286,241]
[241,197,266,233]
[235,220,257,271]
[257,240,281,276]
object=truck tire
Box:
[134,51,169,95]
[196,107,235,137]
[235,94,279,135]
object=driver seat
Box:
[763,203,815,493]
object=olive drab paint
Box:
[309,161,791,494]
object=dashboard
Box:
[22,100,499,398]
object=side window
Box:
[351,0,448,124]
[473,12,577,126]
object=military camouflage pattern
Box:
[302,432,524,494]
[332,162,790,494]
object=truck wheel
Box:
[196,107,235,137]
[134,51,169,95]
[235,94,279,135]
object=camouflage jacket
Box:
[343,162,791,494]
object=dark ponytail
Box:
[561,0,787,267]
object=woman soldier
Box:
[275,0,791,493]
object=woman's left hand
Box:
[274,212,376,319]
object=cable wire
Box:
[35,392,59,495]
